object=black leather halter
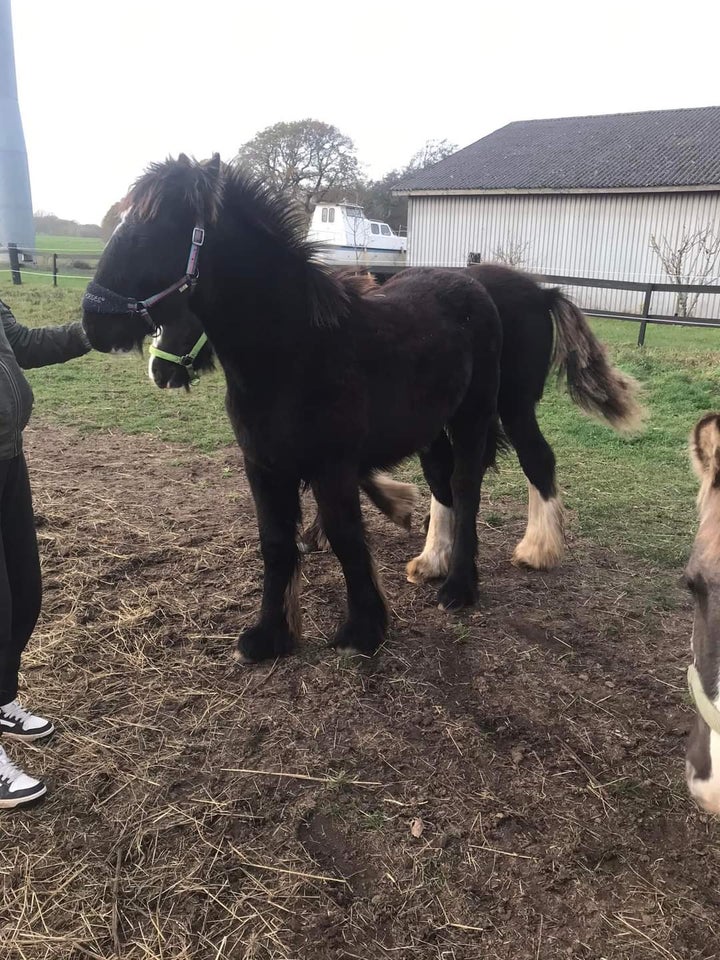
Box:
[81,226,205,336]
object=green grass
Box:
[510,319,720,566]
[34,234,105,254]
[3,277,719,567]
[0,281,231,451]
[0,269,93,290]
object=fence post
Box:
[8,243,21,285]
[53,253,57,287]
[637,285,654,346]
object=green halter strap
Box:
[688,663,720,735]
[149,333,209,384]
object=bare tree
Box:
[650,225,720,317]
[491,239,530,268]
[406,139,458,172]
[357,139,458,231]
[468,238,530,268]
[101,201,123,240]
[237,119,360,225]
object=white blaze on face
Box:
[406,496,454,584]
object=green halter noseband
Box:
[148,333,209,385]
[688,663,720,736]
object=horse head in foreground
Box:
[82,153,504,663]
[148,305,215,390]
[686,413,720,814]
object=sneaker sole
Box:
[0,784,47,808]
[1,726,55,742]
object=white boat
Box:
[307,202,407,274]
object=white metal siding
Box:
[407,192,720,319]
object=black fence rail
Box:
[0,244,103,287]
[3,245,720,349]
[537,273,720,345]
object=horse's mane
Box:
[124,156,358,328]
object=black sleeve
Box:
[0,298,92,369]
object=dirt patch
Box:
[1,421,717,960]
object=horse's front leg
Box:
[312,467,388,656]
[235,461,302,664]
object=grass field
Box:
[3,277,720,569]
[33,233,105,254]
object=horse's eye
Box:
[684,573,707,597]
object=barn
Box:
[394,106,720,318]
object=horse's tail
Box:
[545,288,646,434]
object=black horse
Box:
[82,154,502,662]
[149,262,645,575]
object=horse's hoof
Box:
[332,619,385,658]
[234,624,296,664]
[437,577,478,611]
[406,548,451,584]
[511,539,564,570]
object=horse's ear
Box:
[206,153,221,179]
[196,154,224,224]
[691,414,720,497]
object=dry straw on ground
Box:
[1,423,717,960]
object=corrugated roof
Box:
[395,106,720,193]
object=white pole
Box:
[0,0,35,261]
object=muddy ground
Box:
[1,422,717,960]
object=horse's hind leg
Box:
[406,432,455,584]
[361,472,418,530]
[312,466,388,656]
[235,462,302,663]
[300,472,418,554]
[501,405,565,569]
[436,409,495,611]
[407,424,500,585]
[299,510,329,553]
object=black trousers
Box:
[0,453,42,706]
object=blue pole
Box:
[0,0,35,263]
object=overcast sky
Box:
[10,0,720,225]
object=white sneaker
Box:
[0,700,55,741]
[0,745,46,808]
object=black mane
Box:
[126,155,352,328]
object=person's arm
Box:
[0,298,91,369]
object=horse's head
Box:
[82,154,224,353]
[148,303,214,390]
[686,413,720,814]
